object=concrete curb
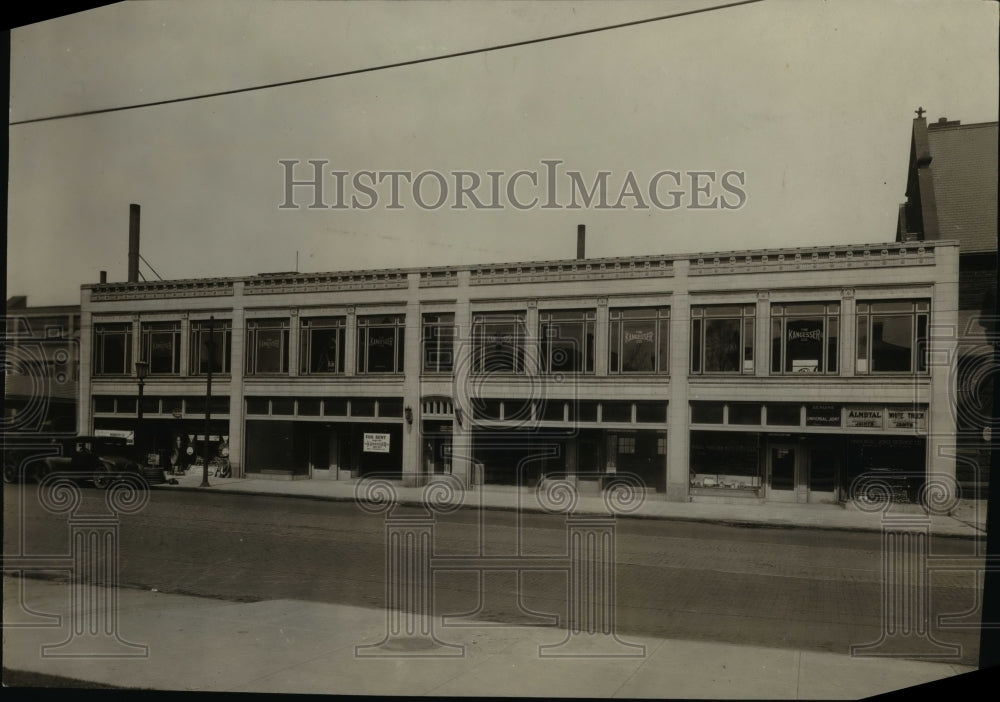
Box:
[152,483,986,539]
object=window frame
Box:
[769,302,840,375]
[422,312,455,374]
[140,321,181,375]
[539,309,596,375]
[246,318,290,376]
[93,322,133,376]
[609,306,670,375]
[299,316,346,375]
[855,300,930,375]
[472,312,527,375]
[356,314,406,375]
[189,319,232,376]
[690,305,755,375]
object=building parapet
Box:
[244,271,409,295]
[470,257,673,286]
[88,279,235,302]
[690,242,951,275]
[689,242,942,277]
[81,241,958,301]
[418,269,460,288]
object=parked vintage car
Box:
[3,436,167,488]
[3,439,53,483]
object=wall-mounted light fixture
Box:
[404,406,413,425]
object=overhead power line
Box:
[10,0,764,126]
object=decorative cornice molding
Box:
[690,245,934,276]
[90,280,235,302]
[245,272,408,295]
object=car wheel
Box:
[93,468,113,489]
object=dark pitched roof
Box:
[897,117,997,254]
[926,121,998,253]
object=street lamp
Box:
[135,360,149,456]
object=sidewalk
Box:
[159,469,987,538]
[2,575,976,696]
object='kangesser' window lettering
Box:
[610,307,670,374]
[141,321,181,375]
[246,319,290,375]
[473,312,526,374]
[357,314,405,374]
[770,303,840,375]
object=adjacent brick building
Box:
[896,110,998,490]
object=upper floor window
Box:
[770,303,839,374]
[473,312,526,374]
[856,300,929,374]
[422,313,455,373]
[610,307,669,374]
[540,309,595,374]
[300,317,345,374]
[93,323,132,376]
[141,321,181,375]
[357,314,405,374]
[246,318,290,375]
[190,319,232,375]
[691,305,755,374]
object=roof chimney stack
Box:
[128,203,140,283]
[576,224,586,260]
[100,271,107,284]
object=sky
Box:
[6,0,999,307]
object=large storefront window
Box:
[846,436,926,502]
[473,312,526,374]
[357,314,405,374]
[770,303,839,374]
[609,307,669,374]
[689,430,761,491]
[93,323,132,376]
[540,309,595,374]
[190,319,232,375]
[422,313,455,373]
[856,300,929,374]
[691,305,755,374]
[300,317,345,374]
[140,322,181,375]
[246,319,290,375]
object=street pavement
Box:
[2,472,988,695]
[2,575,977,696]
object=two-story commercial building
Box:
[78,238,959,504]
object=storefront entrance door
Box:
[807,445,838,503]
[768,444,797,502]
[310,432,331,479]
